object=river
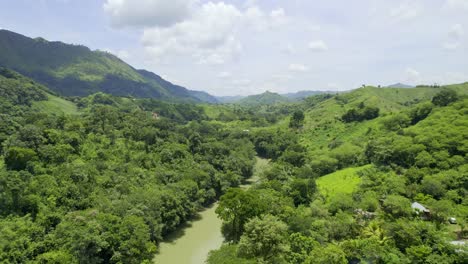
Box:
[154,157,268,264]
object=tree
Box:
[4,147,37,170]
[432,89,458,106]
[207,245,256,264]
[279,144,307,167]
[237,214,289,262]
[287,178,317,206]
[305,244,347,264]
[287,232,318,264]
[289,110,305,129]
[216,189,267,242]
[382,195,413,219]
[342,105,379,123]
[409,102,432,124]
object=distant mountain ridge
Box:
[216,90,331,104]
[282,90,330,100]
[236,91,291,106]
[386,83,414,88]
[0,29,218,103]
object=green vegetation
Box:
[237,91,291,106]
[208,85,468,264]
[316,165,371,200]
[32,94,79,115]
[0,70,256,263]
[1,58,467,263]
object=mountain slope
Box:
[298,85,468,151]
[0,29,217,103]
[237,91,290,106]
[215,95,246,104]
[281,90,329,100]
[0,67,78,115]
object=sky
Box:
[0,0,467,96]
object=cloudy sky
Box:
[1,0,467,96]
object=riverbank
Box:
[153,157,269,264]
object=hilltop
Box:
[216,90,331,104]
[237,91,291,106]
[0,29,217,103]
[386,83,414,88]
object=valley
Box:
[0,29,467,264]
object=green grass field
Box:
[32,94,79,115]
[317,165,372,200]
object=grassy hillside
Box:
[0,29,217,102]
[317,165,371,200]
[32,94,79,115]
[299,85,468,152]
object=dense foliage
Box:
[0,72,255,263]
[1,67,467,263]
[209,87,468,264]
[341,102,380,123]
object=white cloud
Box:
[405,67,422,84]
[218,71,232,79]
[443,42,461,50]
[243,6,287,32]
[449,24,464,39]
[308,40,328,51]
[389,2,421,22]
[142,2,243,64]
[232,79,252,86]
[141,2,288,65]
[446,0,468,10]
[443,24,464,50]
[103,0,195,28]
[439,71,468,84]
[327,82,340,90]
[289,63,309,72]
[272,73,293,81]
[117,50,131,60]
[270,8,287,26]
[243,0,258,8]
[281,43,296,54]
[102,48,131,60]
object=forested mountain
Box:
[237,91,291,106]
[217,91,330,104]
[282,90,330,100]
[216,95,247,104]
[0,67,467,264]
[0,29,217,103]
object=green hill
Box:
[298,85,468,151]
[237,91,290,106]
[32,94,79,115]
[0,29,217,103]
[282,90,329,100]
[0,67,78,114]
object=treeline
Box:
[208,90,467,263]
[0,74,256,263]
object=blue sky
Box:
[1,0,467,96]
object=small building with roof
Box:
[411,202,431,220]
